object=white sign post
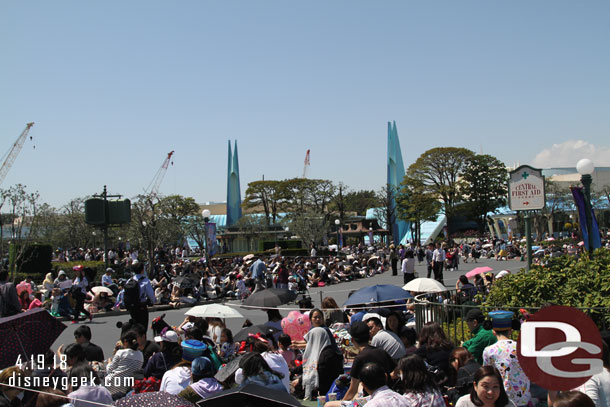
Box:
[508,165,545,271]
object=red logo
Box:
[517,306,603,390]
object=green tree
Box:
[407,147,474,235]
[460,154,508,232]
[374,184,398,244]
[0,184,42,278]
[344,189,379,216]
[397,177,441,243]
[242,180,284,226]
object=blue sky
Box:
[2,1,609,207]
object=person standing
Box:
[402,245,416,285]
[71,265,92,324]
[425,243,435,278]
[432,243,446,284]
[249,256,267,292]
[125,262,156,329]
[389,245,398,276]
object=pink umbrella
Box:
[577,241,585,246]
[466,266,494,279]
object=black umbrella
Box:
[197,383,302,407]
[214,354,244,383]
[233,324,281,343]
[174,274,197,289]
[242,288,297,308]
[114,391,195,407]
[0,308,67,369]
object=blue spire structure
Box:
[387,121,409,244]
[226,140,242,226]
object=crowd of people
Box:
[1,237,609,407]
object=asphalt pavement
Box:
[51,256,527,358]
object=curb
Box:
[56,297,228,322]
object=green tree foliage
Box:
[242,180,285,226]
[460,154,508,232]
[397,177,441,243]
[485,250,610,328]
[407,147,474,234]
[344,189,379,216]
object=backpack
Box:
[123,278,141,308]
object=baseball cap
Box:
[154,329,179,343]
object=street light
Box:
[577,158,595,256]
[335,219,341,249]
[202,209,211,263]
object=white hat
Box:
[154,330,179,343]
[496,270,510,279]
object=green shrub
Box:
[17,244,53,277]
[485,249,610,328]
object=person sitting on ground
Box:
[73,325,104,362]
[398,327,418,356]
[299,326,344,400]
[366,316,407,361]
[322,296,347,326]
[105,330,144,399]
[456,275,477,304]
[446,347,481,404]
[278,334,296,369]
[238,352,286,392]
[67,363,113,407]
[178,356,223,404]
[455,365,516,407]
[397,354,446,407]
[160,339,207,395]
[385,311,406,338]
[339,322,395,402]
[28,291,44,310]
[415,322,454,386]
[143,329,182,380]
[356,362,410,407]
[131,322,160,367]
[219,328,236,362]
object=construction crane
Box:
[0,122,35,186]
[145,150,174,197]
[302,149,310,178]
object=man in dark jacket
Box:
[74,325,105,362]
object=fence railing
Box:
[413,290,609,345]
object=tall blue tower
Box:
[387,121,408,244]
[226,140,242,226]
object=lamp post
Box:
[92,231,96,248]
[334,219,341,249]
[202,209,211,264]
[576,158,595,257]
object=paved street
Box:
[52,256,527,358]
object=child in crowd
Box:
[219,328,236,362]
[277,334,295,368]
